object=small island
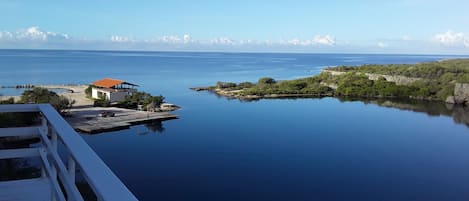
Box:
[192,59,469,105]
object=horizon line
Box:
[1,48,468,57]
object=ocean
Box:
[2,50,469,201]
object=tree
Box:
[84,85,93,97]
[237,82,255,89]
[50,95,76,114]
[119,91,165,111]
[258,77,276,85]
[216,82,237,89]
[20,88,75,114]
[20,88,54,103]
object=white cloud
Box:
[210,37,235,45]
[239,39,256,45]
[3,26,469,54]
[434,31,469,47]
[15,26,69,41]
[286,35,336,46]
[110,35,132,42]
[312,35,336,46]
[401,35,412,41]
[17,26,47,41]
[0,31,13,40]
[377,42,389,48]
[287,38,303,45]
[183,34,191,43]
[159,35,183,43]
[155,34,192,44]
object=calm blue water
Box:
[2,50,469,201]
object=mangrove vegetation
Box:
[197,59,469,103]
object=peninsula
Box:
[1,82,179,134]
[192,59,469,105]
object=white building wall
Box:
[91,88,100,99]
[92,87,129,102]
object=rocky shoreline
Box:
[191,87,331,100]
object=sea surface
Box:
[2,50,469,201]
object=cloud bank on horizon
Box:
[1,26,468,54]
[1,0,468,54]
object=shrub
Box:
[118,91,165,111]
[216,82,237,89]
[258,77,276,85]
[85,85,93,97]
[20,88,75,113]
[93,97,110,107]
[0,97,15,104]
[237,82,255,89]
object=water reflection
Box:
[219,94,469,128]
[144,120,165,134]
[132,120,166,135]
[338,97,469,128]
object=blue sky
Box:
[1,0,469,54]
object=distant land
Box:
[193,59,469,105]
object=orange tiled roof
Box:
[92,78,125,88]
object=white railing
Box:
[0,104,138,201]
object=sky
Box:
[0,0,469,54]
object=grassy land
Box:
[201,59,469,101]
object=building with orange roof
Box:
[91,78,139,102]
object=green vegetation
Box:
[20,88,75,114]
[207,59,469,101]
[334,73,427,98]
[118,91,165,111]
[328,59,469,100]
[0,88,75,127]
[215,73,335,96]
[329,59,469,81]
[84,85,93,98]
[93,97,111,107]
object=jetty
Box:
[66,107,178,134]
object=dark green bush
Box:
[216,82,237,89]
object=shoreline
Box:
[191,86,441,102]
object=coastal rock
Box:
[365,73,421,85]
[190,87,210,91]
[320,82,338,90]
[454,83,469,105]
[324,70,422,85]
[323,70,346,76]
[445,96,455,104]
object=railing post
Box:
[68,154,76,184]
[43,116,59,201]
[41,113,48,135]
[41,166,47,178]
[50,129,58,198]
[51,129,58,151]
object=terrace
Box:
[0,104,138,201]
